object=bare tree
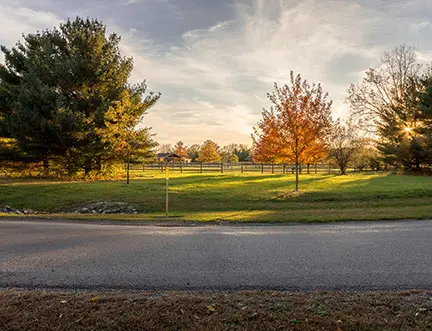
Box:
[158,144,173,154]
[328,119,359,175]
[347,44,422,133]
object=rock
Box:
[1,206,38,215]
[72,202,138,215]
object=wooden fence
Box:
[129,162,388,174]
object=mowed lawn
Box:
[1,172,432,223]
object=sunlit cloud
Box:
[1,0,432,146]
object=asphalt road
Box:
[1,219,431,291]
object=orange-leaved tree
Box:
[253,71,333,191]
[197,140,221,162]
[174,141,188,158]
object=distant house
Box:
[156,153,186,163]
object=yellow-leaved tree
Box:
[197,140,221,162]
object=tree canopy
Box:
[197,140,221,162]
[253,71,333,190]
[0,17,160,176]
[174,141,188,158]
[348,44,432,170]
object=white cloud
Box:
[0,4,62,46]
[2,0,432,146]
[119,0,387,143]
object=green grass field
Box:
[1,172,432,223]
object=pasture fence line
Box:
[129,162,393,175]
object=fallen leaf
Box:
[180,309,184,314]
[60,300,67,304]
[59,314,63,318]
[241,306,248,310]
[337,320,342,323]
[418,308,427,312]
[207,305,216,312]
[194,315,200,320]
[337,327,342,331]
[271,292,278,297]
[90,296,99,302]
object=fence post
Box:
[315,163,317,174]
[283,163,286,174]
[261,163,264,174]
[328,163,331,174]
[307,164,310,174]
[221,162,224,174]
[143,163,145,172]
[180,163,183,173]
[241,163,244,174]
[200,162,203,174]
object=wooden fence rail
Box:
[130,162,391,174]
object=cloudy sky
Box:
[1,0,432,146]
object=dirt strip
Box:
[1,289,431,330]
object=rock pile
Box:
[1,205,38,215]
[73,202,138,214]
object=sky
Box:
[1,0,432,146]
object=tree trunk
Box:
[339,159,346,175]
[295,138,299,192]
[126,152,130,185]
[84,167,91,178]
[83,157,93,178]
[42,156,49,177]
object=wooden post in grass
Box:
[328,163,331,174]
[307,164,310,174]
[261,163,264,174]
[241,163,244,174]
[283,163,286,174]
[315,164,317,174]
[165,166,169,217]
[271,164,274,174]
[221,162,224,174]
[180,163,183,173]
[200,162,203,173]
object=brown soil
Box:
[0,289,431,330]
